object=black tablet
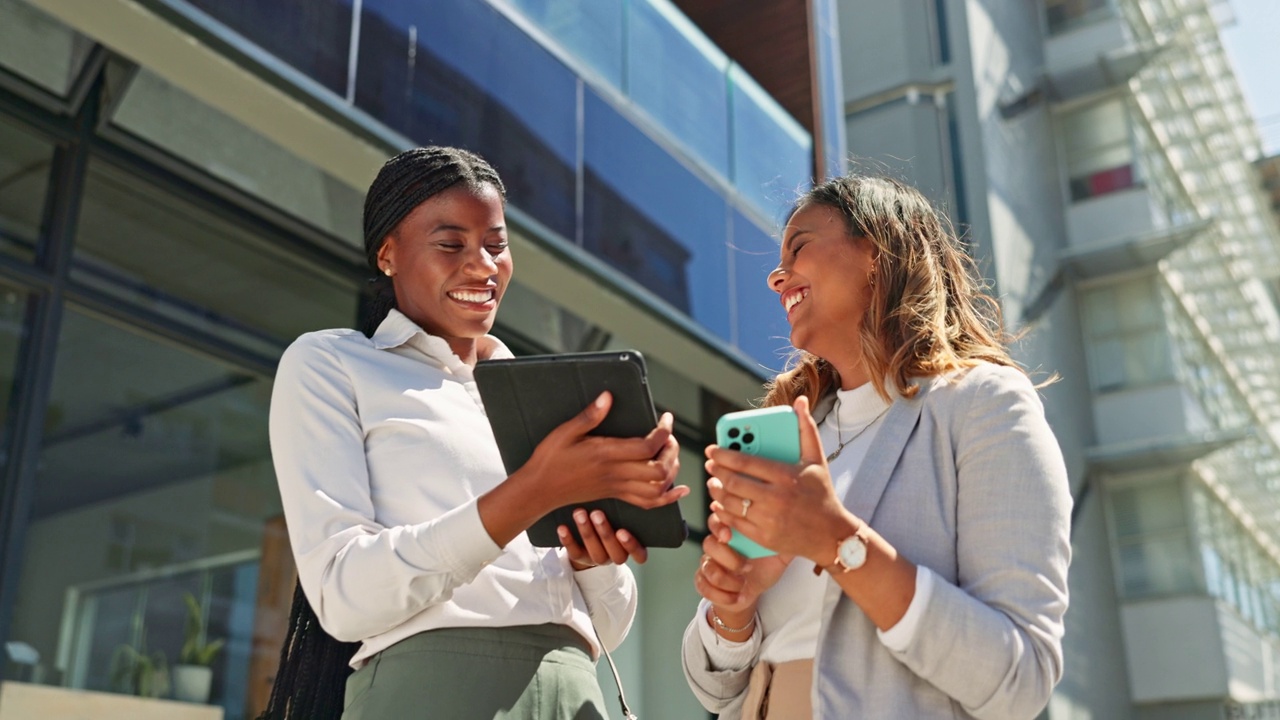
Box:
[474,350,689,549]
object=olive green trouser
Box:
[342,624,609,720]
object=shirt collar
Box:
[370,309,513,374]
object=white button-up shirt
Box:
[269,309,637,668]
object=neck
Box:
[831,355,871,392]
[446,337,480,368]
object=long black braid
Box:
[360,146,507,337]
[258,147,507,720]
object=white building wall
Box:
[840,0,1138,717]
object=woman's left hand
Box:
[706,395,855,564]
[559,508,649,569]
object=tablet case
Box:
[474,350,689,548]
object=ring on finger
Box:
[741,497,752,519]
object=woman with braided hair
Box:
[263,146,687,719]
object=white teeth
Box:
[449,290,494,304]
[784,289,808,312]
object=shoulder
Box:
[917,362,1040,415]
[277,328,368,378]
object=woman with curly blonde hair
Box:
[683,174,1071,719]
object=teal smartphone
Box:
[713,406,800,558]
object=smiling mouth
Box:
[783,288,809,314]
[448,289,496,305]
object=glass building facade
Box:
[0,0,840,718]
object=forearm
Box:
[811,510,919,631]
[574,563,638,651]
[476,466,558,547]
[295,498,502,641]
[682,607,758,713]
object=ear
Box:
[375,237,396,274]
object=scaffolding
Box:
[1114,0,1280,554]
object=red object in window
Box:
[1088,165,1134,196]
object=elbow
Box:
[970,641,1063,720]
[311,595,378,643]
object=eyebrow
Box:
[429,223,507,234]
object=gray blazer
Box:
[682,363,1072,719]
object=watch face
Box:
[838,535,867,570]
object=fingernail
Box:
[617,530,631,542]
[558,527,569,537]
[591,510,605,525]
[595,392,609,408]
[575,510,588,524]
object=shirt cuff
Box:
[571,562,630,593]
[877,564,933,652]
[416,497,503,576]
[695,598,760,671]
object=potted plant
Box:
[171,592,225,704]
[109,602,170,699]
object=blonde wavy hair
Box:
[762,174,1023,409]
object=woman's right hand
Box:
[694,513,791,622]
[520,390,687,510]
[480,391,689,548]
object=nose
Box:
[465,246,499,276]
[767,264,787,293]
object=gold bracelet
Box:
[710,608,755,634]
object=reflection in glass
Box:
[583,88,731,340]
[0,115,55,259]
[357,0,578,240]
[0,282,28,472]
[110,69,363,245]
[9,307,278,719]
[72,160,358,354]
[731,209,791,370]
[729,66,812,218]
[0,0,92,96]
[183,0,353,96]
[501,0,624,88]
[813,0,847,179]
[627,0,730,177]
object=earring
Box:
[383,267,393,277]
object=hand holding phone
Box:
[713,406,801,558]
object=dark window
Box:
[356,0,578,240]
[0,115,54,260]
[582,88,731,340]
[184,0,354,96]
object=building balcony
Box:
[1044,13,1153,102]
[1121,595,1280,705]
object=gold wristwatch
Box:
[815,525,870,575]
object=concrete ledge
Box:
[0,681,223,720]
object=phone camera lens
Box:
[727,427,740,439]
[729,442,741,451]
[742,433,755,444]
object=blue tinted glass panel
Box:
[184,0,353,96]
[504,0,624,88]
[813,0,847,179]
[583,89,731,341]
[356,0,578,239]
[626,0,730,177]
[732,209,791,369]
[729,65,812,222]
